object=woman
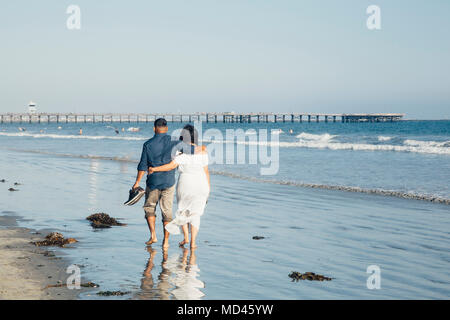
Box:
[148,125,210,249]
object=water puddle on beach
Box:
[1,148,450,299]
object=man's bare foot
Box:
[190,243,198,249]
[179,240,189,247]
[145,238,158,245]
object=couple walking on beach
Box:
[132,118,210,249]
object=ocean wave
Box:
[290,140,450,155]
[378,136,392,141]
[296,132,336,141]
[203,138,450,155]
[6,148,450,205]
[2,131,449,155]
[0,132,147,141]
[403,139,450,148]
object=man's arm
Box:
[133,170,146,190]
[134,144,149,189]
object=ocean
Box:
[0,120,449,299]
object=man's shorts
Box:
[143,186,175,222]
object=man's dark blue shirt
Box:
[137,133,180,190]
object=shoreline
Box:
[5,147,450,205]
[0,214,90,300]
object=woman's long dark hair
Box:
[179,124,198,145]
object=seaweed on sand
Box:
[86,213,126,229]
[288,271,333,282]
[252,236,265,240]
[44,282,99,289]
[32,232,78,247]
[97,291,130,296]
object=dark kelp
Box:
[32,232,78,247]
[86,213,126,229]
[252,236,265,240]
[44,282,99,289]
[97,291,130,296]
[288,271,333,282]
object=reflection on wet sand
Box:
[136,247,205,300]
[88,159,99,210]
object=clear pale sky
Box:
[1,0,449,119]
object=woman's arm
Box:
[203,165,210,189]
[148,160,178,174]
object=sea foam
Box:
[0,132,147,141]
[7,148,450,205]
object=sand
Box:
[0,215,89,300]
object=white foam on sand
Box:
[6,148,450,204]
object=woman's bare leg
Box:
[190,225,199,249]
[179,224,189,246]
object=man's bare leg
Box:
[162,221,170,248]
[190,225,199,249]
[145,216,157,245]
[179,224,189,247]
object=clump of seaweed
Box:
[288,271,333,282]
[8,188,19,192]
[97,291,130,296]
[252,236,265,240]
[0,179,6,183]
[32,232,78,247]
[44,282,99,289]
[86,213,126,229]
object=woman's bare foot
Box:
[145,238,158,245]
[162,239,170,248]
[179,239,189,247]
[190,243,198,249]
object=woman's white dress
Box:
[165,152,209,234]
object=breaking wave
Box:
[203,133,450,155]
[403,139,450,148]
[296,132,337,142]
[0,132,147,141]
[1,131,449,155]
[378,136,392,141]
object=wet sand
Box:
[0,215,89,300]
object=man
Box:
[133,118,178,248]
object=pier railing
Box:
[0,113,405,124]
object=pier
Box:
[0,113,404,124]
